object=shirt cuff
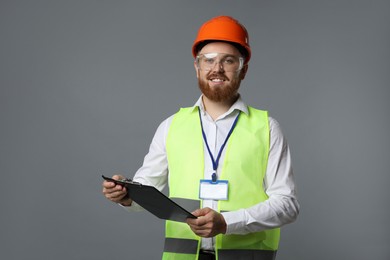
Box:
[221,209,248,235]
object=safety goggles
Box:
[195,52,244,72]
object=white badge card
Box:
[199,180,229,200]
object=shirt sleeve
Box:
[222,117,300,235]
[121,116,173,212]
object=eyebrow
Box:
[199,53,239,57]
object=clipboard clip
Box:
[102,175,142,186]
[120,178,142,185]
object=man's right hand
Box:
[102,174,133,206]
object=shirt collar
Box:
[191,94,249,116]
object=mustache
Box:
[206,72,229,81]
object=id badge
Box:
[199,180,229,200]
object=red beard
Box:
[198,72,241,102]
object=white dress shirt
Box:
[125,95,299,250]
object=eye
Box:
[204,58,215,64]
[224,58,235,64]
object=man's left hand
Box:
[186,207,227,238]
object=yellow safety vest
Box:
[163,106,279,260]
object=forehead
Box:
[199,42,241,56]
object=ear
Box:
[194,60,200,78]
[239,64,249,80]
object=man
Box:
[103,16,299,260]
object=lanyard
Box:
[198,108,240,182]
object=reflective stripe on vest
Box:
[218,249,277,260]
[164,238,199,254]
[164,106,279,259]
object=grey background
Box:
[1,1,389,259]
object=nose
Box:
[211,61,224,72]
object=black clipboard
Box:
[102,175,197,222]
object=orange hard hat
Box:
[192,16,251,63]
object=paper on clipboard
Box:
[102,175,198,222]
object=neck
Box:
[202,94,238,120]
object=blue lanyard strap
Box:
[198,108,241,182]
